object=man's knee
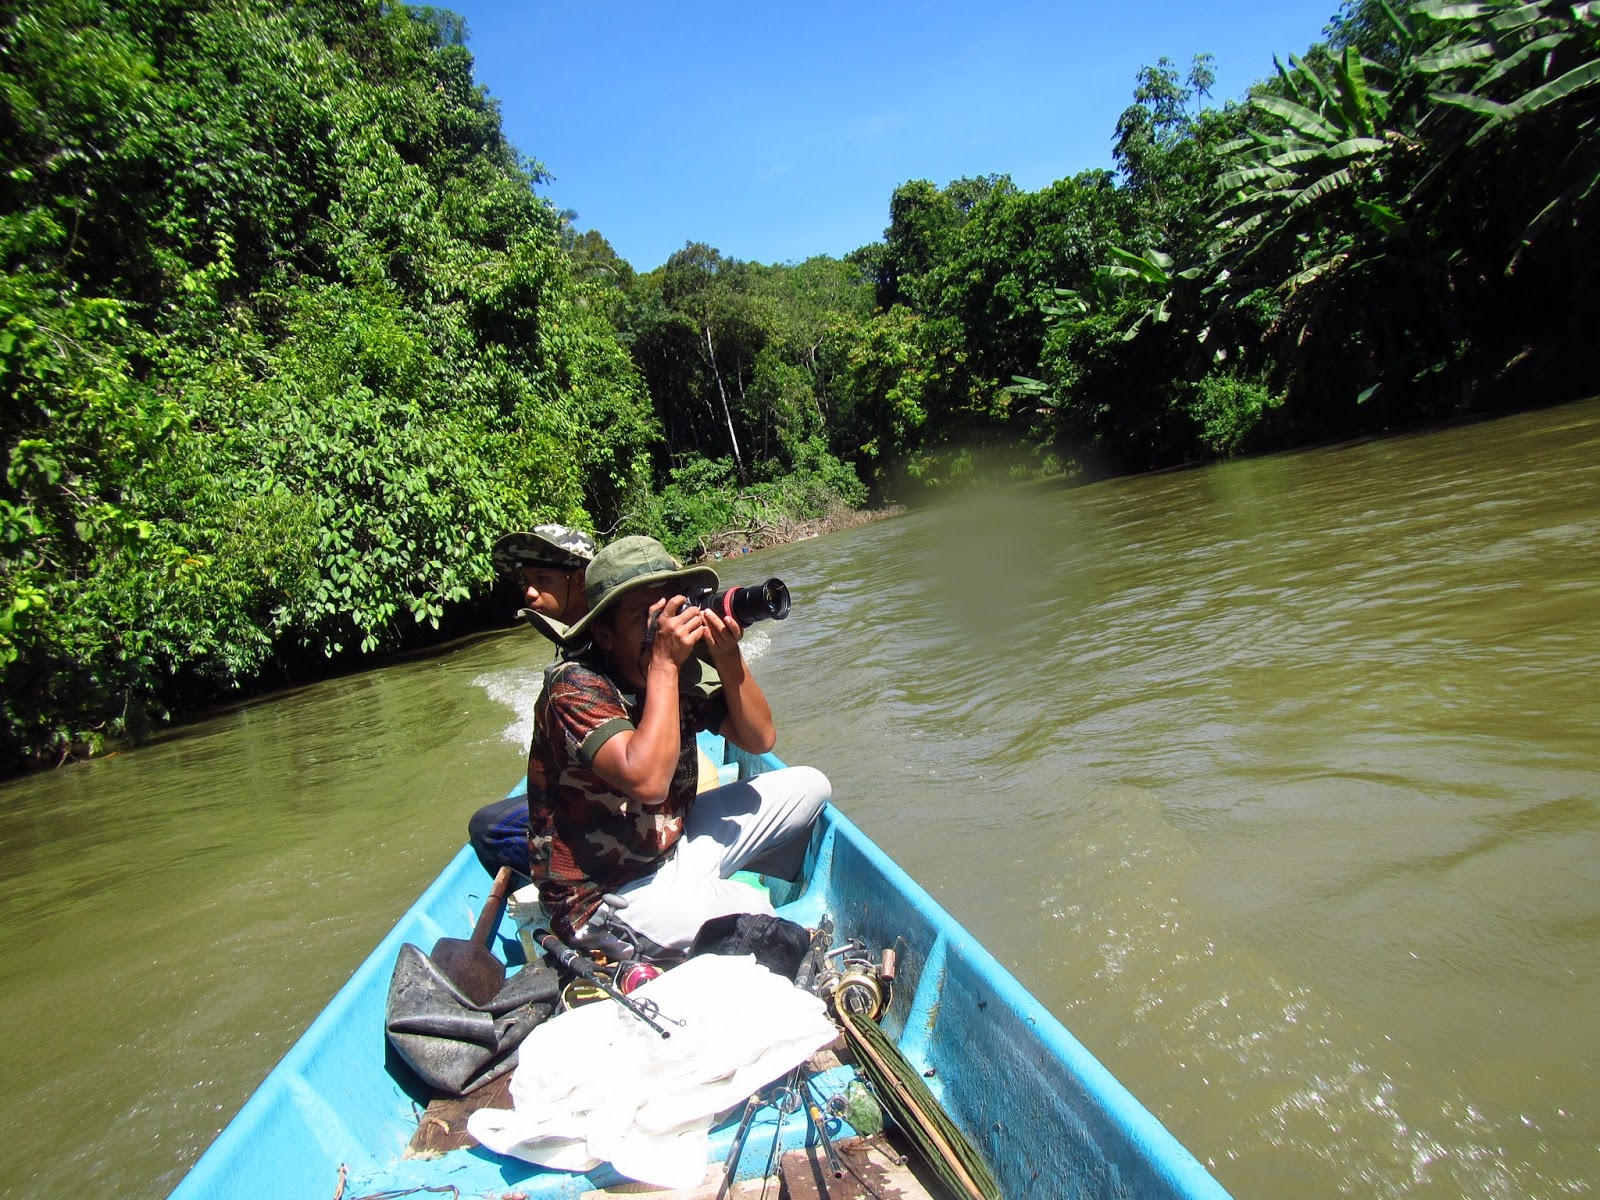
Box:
[467,797,503,845]
[790,765,831,814]
[760,765,830,824]
[467,794,530,877]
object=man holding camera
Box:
[526,536,828,958]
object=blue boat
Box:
[169,736,1233,1199]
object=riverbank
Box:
[690,504,907,561]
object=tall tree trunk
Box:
[701,321,746,483]
[734,349,764,460]
[805,338,828,422]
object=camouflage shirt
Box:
[527,657,727,939]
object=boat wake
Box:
[471,667,543,749]
[471,631,770,751]
[1030,782,1566,1199]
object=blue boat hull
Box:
[170,737,1232,1199]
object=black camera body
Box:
[684,577,791,625]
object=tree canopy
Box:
[1,0,658,764]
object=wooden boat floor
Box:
[404,1073,514,1157]
[576,1135,936,1200]
[777,1136,940,1200]
[397,1039,934,1197]
[403,1085,935,1199]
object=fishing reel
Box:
[815,937,897,1023]
[558,960,660,1012]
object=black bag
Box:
[688,912,812,981]
[384,943,559,1095]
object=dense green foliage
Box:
[0,0,868,767]
[0,0,662,765]
[1023,0,1600,469]
[4,0,1595,767]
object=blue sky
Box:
[441,1,1346,271]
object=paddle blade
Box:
[428,937,507,1007]
[428,867,515,1007]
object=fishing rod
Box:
[793,915,833,995]
[803,1077,844,1180]
[712,1092,763,1200]
[760,1065,805,1192]
[529,928,680,1039]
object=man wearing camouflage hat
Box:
[490,524,599,643]
[469,525,600,879]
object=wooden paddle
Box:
[429,866,514,1007]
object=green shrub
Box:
[1185,372,1282,457]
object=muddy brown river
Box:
[1,398,1596,1198]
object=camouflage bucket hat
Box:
[491,525,598,575]
[559,536,718,646]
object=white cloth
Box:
[606,765,830,950]
[467,953,837,1188]
[508,884,551,964]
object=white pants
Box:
[607,766,830,951]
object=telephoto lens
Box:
[685,577,791,624]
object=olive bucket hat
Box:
[558,536,718,647]
[491,525,598,575]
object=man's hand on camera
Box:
[698,605,744,669]
[648,595,705,670]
